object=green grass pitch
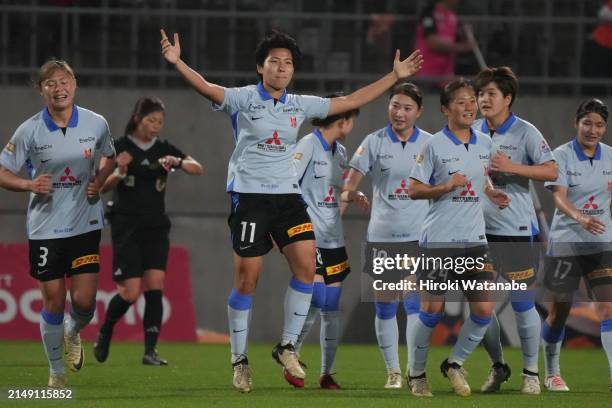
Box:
[0,341,609,407]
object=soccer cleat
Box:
[232,357,252,393]
[408,374,433,397]
[441,359,471,397]
[64,321,84,372]
[319,374,341,390]
[481,362,512,393]
[93,329,112,363]
[384,371,402,389]
[272,343,305,388]
[521,373,541,394]
[142,351,168,366]
[47,372,67,389]
[544,375,569,392]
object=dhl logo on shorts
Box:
[587,268,612,280]
[287,223,313,238]
[465,262,495,275]
[71,254,100,269]
[506,268,535,281]
[326,260,350,276]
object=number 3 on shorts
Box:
[38,246,49,267]
[240,221,256,243]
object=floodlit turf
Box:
[0,341,610,407]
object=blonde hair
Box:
[36,59,76,89]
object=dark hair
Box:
[36,59,76,89]
[390,82,423,108]
[124,96,166,136]
[255,29,302,75]
[473,66,519,107]
[576,98,609,124]
[440,78,474,107]
[311,92,360,127]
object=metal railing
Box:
[1,0,611,95]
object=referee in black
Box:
[94,96,203,365]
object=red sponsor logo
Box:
[608,182,612,191]
[583,196,599,210]
[60,167,77,182]
[290,116,297,128]
[394,179,410,194]
[265,131,281,145]
[323,186,336,203]
[460,182,476,197]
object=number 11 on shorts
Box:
[240,222,256,243]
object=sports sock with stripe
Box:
[227,288,252,364]
[448,313,492,366]
[375,301,400,373]
[40,310,65,375]
[281,277,313,346]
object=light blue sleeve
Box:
[410,141,435,185]
[545,147,567,189]
[0,122,31,174]
[349,134,375,175]
[98,117,115,157]
[294,137,315,180]
[298,95,331,120]
[525,126,555,165]
[212,86,251,115]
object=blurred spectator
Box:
[364,13,395,72]
[582,0,612,79]
[414,0,475,89]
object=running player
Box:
[292,93,361,389]
[541,99,612,392]
[407,79,510,397]
[343,82,432,390]
[160,28,423,392]
[0,60,115,388]
[473,66,557,394]
[93,97,203,366]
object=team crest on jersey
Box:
[257,131,286,152]
[53,167,82,189]
[294,153,303,160]
[290,116,297,128]
[416,153,424,164]
[356,146,365,156]
[3,142,15,154]
[540,140,551,153]
[388,179,411,201]
[156,177,166,192]
[452,182,479,202]
[317,186,339,208]
[84,148,92,159]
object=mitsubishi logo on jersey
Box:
[318,186,339,208]
[54,167,82,189]
[460,182,476,197]
[265,131,281,145]
[258,130,287,153]
[388,179,411,201]
[452,181,479,202]
[290,116,297,128]
[582,195,605,216]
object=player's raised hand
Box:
[393,49,423,79]
[30,174,52,194]
[351,190,370,212]
[160,29,181,65]
[491,151,516,173]
[446,172,468,191]
[578,215,606,235]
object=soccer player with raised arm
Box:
[541,99,612,392]
[160,28,422,392]
[292,93,361,389]
[0,60,115,388]
[343,82,432,391]
[472,66,557,394]
[407,79,509,397]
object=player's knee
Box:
[118,287,141,304]
[595,303,612,321]
[470,302,494,318]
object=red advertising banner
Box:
[0,244,197,342]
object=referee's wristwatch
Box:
[113,167,127,179]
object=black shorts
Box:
[111,213,170,282]
[316,247,351,285]
[417,245,494,297]
[29,230,101,282]
[228,193,314,257]
[543,251,612,294]
[486,234,538,286]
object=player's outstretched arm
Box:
[0,166,51,194]
[160,29,225,106]
[327,50,423,117]
[551,186,606,235]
